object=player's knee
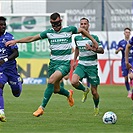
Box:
[48,77,56,84]
[12,90,21,97]
[71,80,78,87]
[11,85,22,97]
[71,74,80,87]
[92,90,98,97]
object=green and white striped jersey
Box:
[74,34,102,66]
[40,26,77,65]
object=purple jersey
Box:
[129,36,133,45]
[0,32,18,71]
[116,39,133,70]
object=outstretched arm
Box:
[78,28,98,49]
[5,34,41,46]
[115,47,123,54]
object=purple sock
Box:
[0,88,4,109]
[125,81,130,91]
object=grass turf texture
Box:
[0,84,132,133]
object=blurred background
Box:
[0,0,133,85]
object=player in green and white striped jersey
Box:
[71,18,104,116]
[6,13,99,118]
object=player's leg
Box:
[0,85,6,122]
[124,76,132,98]
[8,71,22,97]
[131,89,133,100]
[128,69,133,99]
[129,63,133,100]
[60,79,65,88]
[122,68,131,97]
[55,65,70,95]
[71,65,90,103]
[33,70,63,117]
[129,71,133,100]
[81,78,90,103]
[54,80,74,107]
[71,65,88,91]
[88,66,100,116]
[91,85,99,116]
[33,64,74,117]
[54,66,74,107]
[57,80,69,97]
[0,73,8,122]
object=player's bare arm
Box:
[73,47,79,70]
[86,44,104,54]
[5,34,41,46]
[0,49,18,66]
[78,28,98,49]
[94,47,104,54]
[125,43,132,70]
[115,47,123,54]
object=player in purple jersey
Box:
[125,36,133,100]
[115,27,133,98]
[0,17,23,122]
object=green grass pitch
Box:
[0,84,132,133]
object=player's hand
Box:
[118,47,123,51]
[5,40,16,47]
[85,44,97,52]
[92,40,98,50]
[85,44,92,50]
[128,68,133,80]
[125,62,132,70]
[91,45,98,51]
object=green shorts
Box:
[73,64,100,86]
[48,62,70,78]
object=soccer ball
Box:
[102,111,117,124]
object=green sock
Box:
[41,83,54,108]
[76,82,86,91]
[60,81,64,88]
[57,84,69,97]
[93,97,99,108]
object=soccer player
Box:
[5,12,98,117]
[0,16,23,122]
[115,27,133,98]
[125,36,133,100]
[71,18,104,116]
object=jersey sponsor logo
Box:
[50,38,68,44]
